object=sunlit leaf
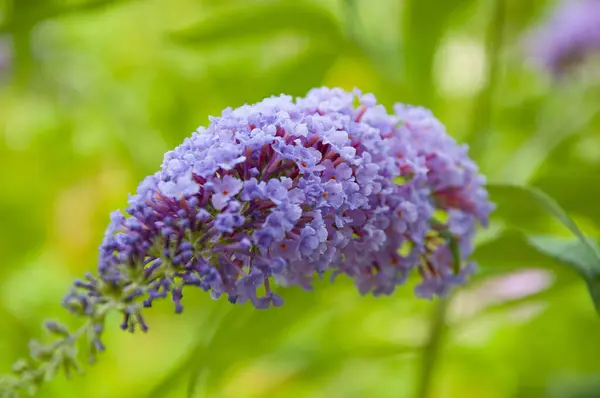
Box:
[469,232,597,329]
[527,235,600,313]
[172,1,346,48]
[526,236,600,279]
[485,184,600,313]
[475,231,596,296]
[488,184,598,247]
[0,0,138,32]
[474,230,567,274]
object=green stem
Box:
[8,0,35,87]
[342,0,391,77]
[342,0,370,58]
[415,297,450,398]
[11,27,34,86]
[414,7,505,394]
[3,320,90,393]
[467,0,506,160]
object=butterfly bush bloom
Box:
[526,0,600,75]
[0,87,492,396]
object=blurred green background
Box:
[1,0,600,397]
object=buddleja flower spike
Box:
[0,87,493,397]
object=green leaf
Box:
[0,0,138,33]
[473,230,600,312]
[484,184,600,313]
[489,184,598,252]
[474,230,597,283]
[473,230,567,274]
[526,235,600,311]
[526,236,600,279]
[486,231,600,312]
[172,1,346,48]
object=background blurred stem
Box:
[467,0,506,160]
[415,3,506,397]
[7,0,36,87]
[415,297,450,398]
[342,0,399,82]
[12,27,34,86]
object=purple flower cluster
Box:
[68,87,492,332]
[526,0,600,75]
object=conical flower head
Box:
[72,88,492,332]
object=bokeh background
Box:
[1,0,600,397]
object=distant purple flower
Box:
[526,0,600,75]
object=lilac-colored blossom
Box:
[80,87,493,328]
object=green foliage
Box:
[527,236,600,313]
[172,1,346,49]
[488,184,596,242]
[489,184,600,312]
[1,0,138,32]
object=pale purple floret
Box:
[526,0,600,75]
[66,87,492,335]
[211,175,244,210]
[158,170,199,199]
